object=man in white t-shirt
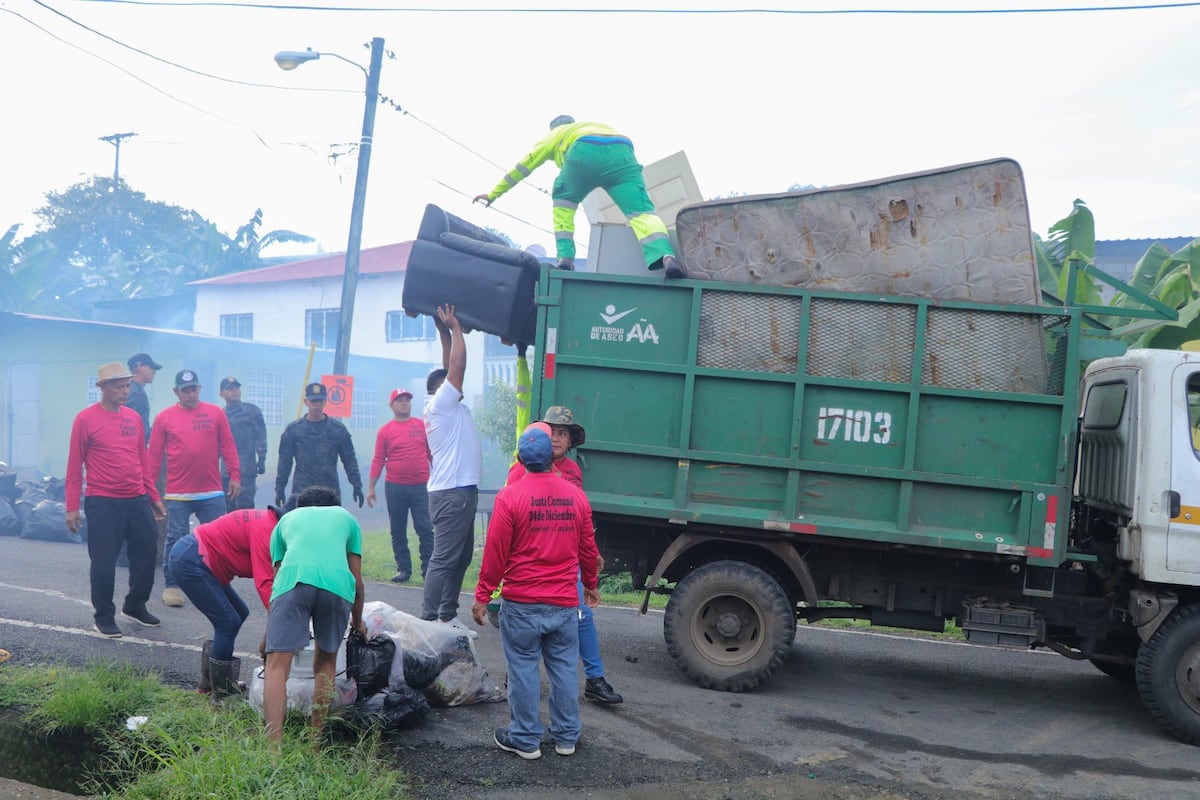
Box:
[421,304,484,622]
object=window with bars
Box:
[305,308,340,349]
[349,376,379,430]
[86,377,101,405]
[219,313,254,340]
[243,370,285,426]
[386,311,436,342]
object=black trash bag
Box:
[347,687,430,730]
[0,498,19,537]
[345,631,396,698]
[15,481,50,506]
[402,632,473,690]
[20,499,72,543]
[43,477,66,502]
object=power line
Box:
[31,0,360,94]
[3,5,272,146]
[62,0,1200,14]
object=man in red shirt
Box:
[473,424,600,760]
[366,388,434,583]
[148,369,241,608]
[66,362,167,638]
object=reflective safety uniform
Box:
[485,121,675,268]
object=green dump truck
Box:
[522,163,1200,744]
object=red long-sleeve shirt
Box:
[369,417,431,485]
[194,508,278,608]
[506,455,582,489]
[65,404,159,512]
[148,402,240,497]
[475,471,598,607]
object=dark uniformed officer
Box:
[219,376,268,511]
[125,352,162,443]
[275,382,364,507]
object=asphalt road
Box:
[1,535,1198,800]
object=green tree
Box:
[475,380,518,457]
[4,177,312,317]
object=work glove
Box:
[353,487,364,508]
[257,462,266,475]
[472,194,492,207]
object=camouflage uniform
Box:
[275,416,362,505]
[223,401,267,511]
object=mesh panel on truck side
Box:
[807,299,916,384]
[698,291,802,374]
[920,308,1053,394]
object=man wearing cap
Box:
[473,116,686,278]
[66,362,167,637]
[366,388,434,583]
[148,370,241,608]
[506,405,623,705]
[126,353,162,444]
[274,382,364,508]
[422,304,483,623]
[219,377,267,512]
[473,423,600,760]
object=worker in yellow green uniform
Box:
[474,115,687,279]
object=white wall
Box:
[193,273,491,402]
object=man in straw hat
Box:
[66,362,167,638]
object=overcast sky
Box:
[3,0,1198,262]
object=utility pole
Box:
[99,132,136,182]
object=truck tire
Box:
[664,560,796,692]
[1135,603,1200,744]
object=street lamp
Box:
[275,38,384,377]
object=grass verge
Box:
[0,663,405,799]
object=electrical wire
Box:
[2,5,272,147]
[31,0,361,93]
[62,0,1200,14]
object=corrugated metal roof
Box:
[189,241,412,286]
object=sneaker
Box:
[494,728,541,760]
[390,572,411,584]
[554,742,576,757]
[93,620,123,638]
[161,588,186,607]
[662,255,687,279]
[121,606,161,627]
[555,258,575,271]
[584,676,624,704]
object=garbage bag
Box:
[346,686,430,730]
[0,499,19,537]
[20,500,74,543]
[247,666,357,716]
[345,631,395,698]
[360,600,504,706]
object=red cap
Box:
[390,388,414,403]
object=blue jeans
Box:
[162,496,227,588]
[500,600,580,751]
[385,482,434,577]
[577,578,603,679]
[421,486,477,621]
[169,534,249,661]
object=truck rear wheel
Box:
[1135,603,1200,744]
[664,560,796,692]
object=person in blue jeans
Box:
[473,425,601,760]
[504,407,623,704]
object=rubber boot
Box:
[209,656,243,705]
[198,640,213,694]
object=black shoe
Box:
[93,620,123,638]
[390,572,411,584]
[584,676,624,704]
[555,258,575,271]
[121,606,161,627]
[662,255,686,279]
